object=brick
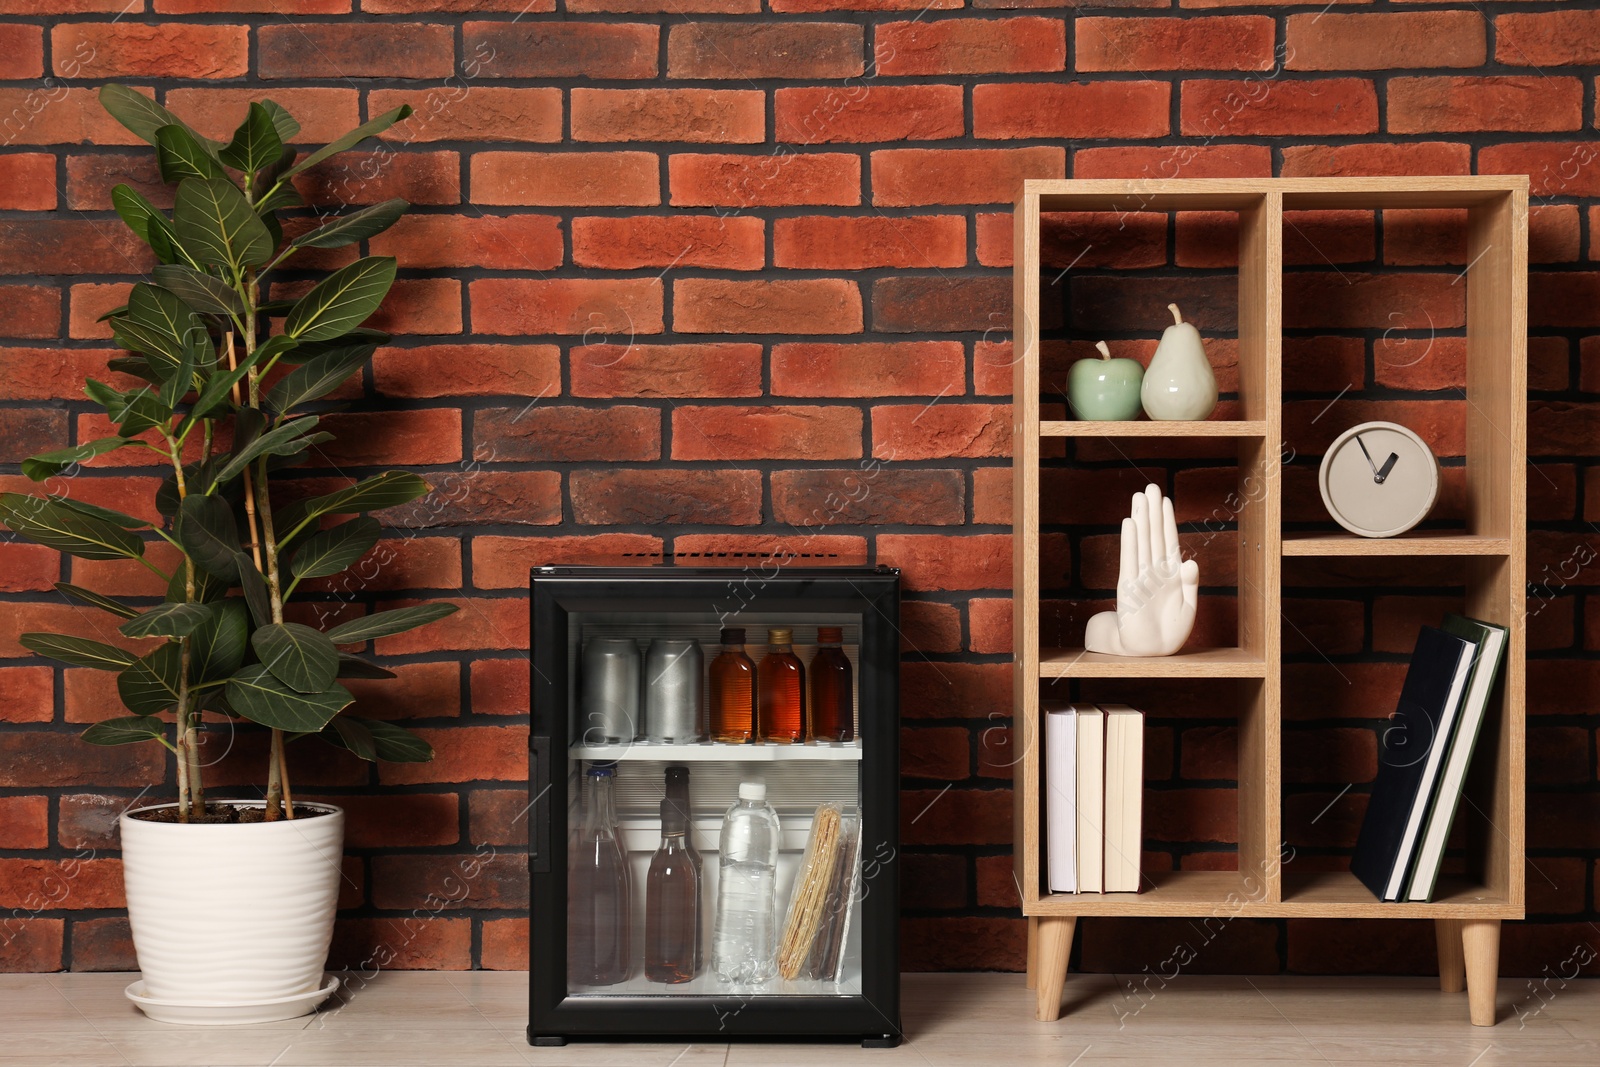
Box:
[573,215,764,271]
[1497,10,1600,67]
[674,278,862,334]
[1286,12,1484,70]
[903,726,971,780]
[67,283,128,340]
[481,918,529,970]
[473,151,659,207]
[571,89,764,144]
[382,471,561,528]
[0,667,52,724]
[900,853,968,908]
[54,23,247,79]
[877,17,1063,75]
[259,23,452,78]
[0,542,56,590]
[330,917,471,970]
[0,796,46,849]
[65,153,165,212]
[472,534,663,589]
[0,155,51,210]
[573,0,753,9]
[1381,209,1465,267]
[873,403,1010,460]
[1373,335,1464,391]
[669,152,860,207]
[1388,77,1581,134]
[967,597,1012,654]
[0,347,120,400]
[471,278,664,336]
[1074,143,1272,180]
[671,533,867,564]
[295,150,461,207]
[0,410,66,462]
[470,789,531,846]
[776,85,963,144]
[315,409,463,467]
[369,87,560,144]
[1480,142,1600,198]
[372,852,526,910]
[974,342,1014,397]
[978,210,1166,269]
[0,87,142,146]
[0,220,150,276]
[872,147,1064,206]
[1283,141,1473,179]
[779,0,958,8]
[1079,16,1274,71]
[0,730,164,788]
[1285,398,1465,458]
[1283,272,1463,330]
[373,344,560,399]
[1182,79,1377,137]
[474,405,660,463]
[464,21,658,79]
[774,215,966,270]
[901,787,1010,845]
[872,275,1009,333]
[156,0,349,8]
[773,468,964,526]
[165,88,360,144]
[340,662,464,721]
[369,214,561,271]
[58,794,124,849]
[1532,274,1600,328]
[772,341,964,397]
[570,469,763,525]
[0,24,39,79]
[470,658,526,717]
[669,23,863,79]
[900,601,961,654]
[877,534,1011,591]
[901,916,1023,972]
[375,724,525,785]
[974,81,1169,139]
[672,405,862,460]
[0,286,61,338]
[360,0,551,8]
[572,343,761,398]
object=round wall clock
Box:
[1318,421,1439,538]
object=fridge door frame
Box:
[527,568,902,1045]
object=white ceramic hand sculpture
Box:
[1084,483,1199,657]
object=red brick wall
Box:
[1,3,1596,980]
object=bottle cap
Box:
[720,627,745,644]
[738,781,766,802]
[767,628,792,645]
[586,762,616,777]
[817,626,843,644]
[660,797,688,833]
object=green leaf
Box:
[218,102,284,177]
[119,601,212,639]
[293,199,408,250]
[291,517,380,582]
[118,643,183,716]
[105,356,162,386]
[285,105,413,180]
[190,598,249,683]
[174,177,274,273]
[276,471,429,535]
[211,415,322,487]
[252,622,340,694]
[146,213,182,265]
[21,438,131,481]
[128,283,204,351]
[235,553,271,627]
[265,341,374,415]
[259,100,301,144]
[168,557,227,605]
[336,653,396,680]
[180,335,296,434]
[99,85,220,153]
[175,493,242,582]
[151,264,244,316]
[283,257,396,342]
[325,715,377,761]
[255,181,303,217]
[19,633,137,671]
[47,496,150,530]
[156,124,226,183]
[324,603,457,646]
[364,719,433,762]
[83,716,168,746]
[84,379,168,439]
[111,319,186,379]
[111,184,162,244]
[226,665,352,733]
[55,582,140,620]
[0,494,146,560]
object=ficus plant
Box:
[0,85,458,823]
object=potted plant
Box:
[0,86,457,1024]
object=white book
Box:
[1101,705,1144,894]
[1076,707,1105,894]
[1045,703,1080,893]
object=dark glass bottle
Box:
[567,763,631,986]
[758,627,805,744]
[709,627,756,743]
[645,797,700,983]
[665,765,703,971]
[809,626,854,742]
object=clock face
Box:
[1318,422,1440,538]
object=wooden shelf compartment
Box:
[1038,646,1267,678]
[1029,871,1516,919]
[1281,532,1513,557]
[1041,420,1268,438]
[1278,872,1517,919]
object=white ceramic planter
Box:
[120,801,344,1025]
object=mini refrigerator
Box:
[527,563,901,1046]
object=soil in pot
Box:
[131,804,336,824]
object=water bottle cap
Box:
[738,781,766,801]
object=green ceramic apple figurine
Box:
[1067,341,1144,421]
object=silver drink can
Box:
[580,638,641,744]
[643,638,704,743]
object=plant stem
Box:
[167,428,199,823]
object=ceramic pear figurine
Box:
[1141,303,1218,421]
[1084,483,1199,657]
[1067,341,1144,421]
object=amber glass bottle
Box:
[758,628,805,744]
[708,628,756,743]
[808,626,853,742]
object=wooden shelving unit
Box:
[1012,177,1527,1026]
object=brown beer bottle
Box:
[708,628,756,743]
[808,626,853,743]
[757,628,805,744]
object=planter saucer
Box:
[125,974,340,1025]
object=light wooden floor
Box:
[4,971,1595,1066]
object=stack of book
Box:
[1045,703,1143,893]
[1352,614,1509,902]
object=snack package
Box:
[805,812,860,982]
[777,803,844,981]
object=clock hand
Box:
[1375,452,1399,484]
[1354,434,1381,477]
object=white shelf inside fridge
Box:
[570,740,863,762]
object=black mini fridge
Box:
[527,563,901,1047]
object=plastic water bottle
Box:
[712,781,780,983]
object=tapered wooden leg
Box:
[1034,916,1075,1022]
[1461,919,1501,1026]
[1026,916,1038,990]
[1436,918,1465,993]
